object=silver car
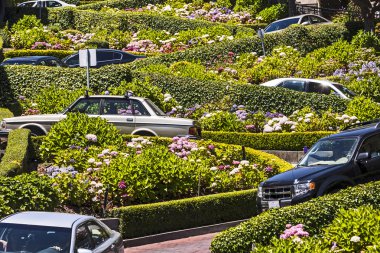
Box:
[264,14,331,33]
[1,95,201,137]
[0,211,124,253]
[260,78,356,99]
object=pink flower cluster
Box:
[124,39,158,53]
[31,41,63,50]
[86,148,119,172]
[280,224,309,239]
[65,32,94,45]
[168,137,198,159]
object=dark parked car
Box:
[0,56,66,67]
[62,49,146,68]
[257,120,380,212]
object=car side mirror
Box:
[77,249,93,253]
[301,21,310,25]
[357,152,370,161]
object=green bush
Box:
[0,64,132,112]
[111,189,257,238]
[200,111,246,132]
[10,15,47,49]
[0,108,14,121]
[4,49,75,59]
[345,76,380,102]
[0,172,59,219]
[0,37,3,63]
[345,96,380,121]
[40,113,123,160]
[202,131,334,151]
[0,129,32,176]
[77,0,165,11]
[210,180,380,253]
[134,72,348,114]
[351,30,380,51]
[256,4,287,23]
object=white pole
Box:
[86,49,90,91]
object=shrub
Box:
[111,189,257,238]
[351,30,380,52]
[200,111,246,132]
[10,15,47,49]
[0,129,32,176]
[0,172,59,218]
[345,76,380,102]
[345,96,380,121]
[4,49,75,59]
[0,37,3,63]
[39,113,123,160]
[77,0,166,11]
[133,72,348,114]
[210,181,380,253]
[0,108,13,121]
[256,4,287,23]
[202,131,334,151]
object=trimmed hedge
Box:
[132,23,348,69]
[77,0,165,10]
[111,189,257,238]
[0,129,31,176]
[0,64,132,111]
[0,108,14,121]
[4,50,75,60]
[134,72,348,115]
[202,131,335,151]
[0,37,3,63]
[210,181,380,253]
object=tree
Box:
[351,0,380,32]
[288,0,297,16]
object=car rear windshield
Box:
[264,18,299,32]
[332,83,356,98]
[145,99,166,116]
[0,223,71,253]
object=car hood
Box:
[3,114,65,123]
[262,164,341,186]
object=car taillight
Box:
[189,126,198,136]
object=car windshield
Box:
[0,223,71,253]
[299,138,358,166]
[145,99,166,116]
[264,18,299,32]
[332,83,356,98]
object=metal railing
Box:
[295,3,361,21]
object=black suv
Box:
[257,121,380,212]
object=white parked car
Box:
[0,94,201,138]
[264,14,331,33]
[17,0,76,7]
[0,211,124,253]
[260,78,356,99]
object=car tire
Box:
[134,131,155,137]
[24,126,45,136]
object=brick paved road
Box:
[124,233,218,253]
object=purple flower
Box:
[208,144,215,150]
[264,166,273,172]
[18,95,26,101]
[118,180,126,189]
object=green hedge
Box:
[0,172,59,218]
[134,72,348,114]
[132,23,348,69]
[0,37,3,63]
[111,189,257,238]
[4,50,75,59]
[210,181,380,253]
[0,129,31,176]
[202,131,335,151]
[77,0,165,10]
[0,64,132,112]
[0,108,14,121]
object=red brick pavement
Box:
[124,233,218,253]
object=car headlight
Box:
[257,186,263,198]
[294,182,315,197]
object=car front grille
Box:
[262,186,292,201]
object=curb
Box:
[123,219,248,248]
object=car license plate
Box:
[268,201,280,209]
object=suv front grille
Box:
[263,186,292,200]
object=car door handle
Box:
[126,118,133,122]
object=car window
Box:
[47,0,62,7]
[122,53,137,62]
[87,222,110,248]
[97,51,114,61]
[70,98,100,115]
[301,16,310,24]
[21,2,36,7]
[45,59,60,67]
[39,60,47,66]
[132,100,149,116]
[75,225,93,250]
[264,18,299,33]
[113,52,122,60]
[103,99,133,115]
[309,15,326,24]
[145,99,166,116]
[332,83,356,98]
[359,134,380,159]
[280,80,305,91]
[307,82,333,95]
[65,54,79,66]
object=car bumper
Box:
[257,192,315,212]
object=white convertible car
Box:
[1,95,201,138]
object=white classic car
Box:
[1,95,201,138]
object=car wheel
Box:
[24,127,45,136]
[134,131,155,137]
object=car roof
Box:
[1,212,90,228]
[322,123,380,140]
[5,56,59,62]
[77,95,145,100]
[272,14,323,22]
[262,78,333,84]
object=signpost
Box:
[257,28,266,57]
[79,49,97,91]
